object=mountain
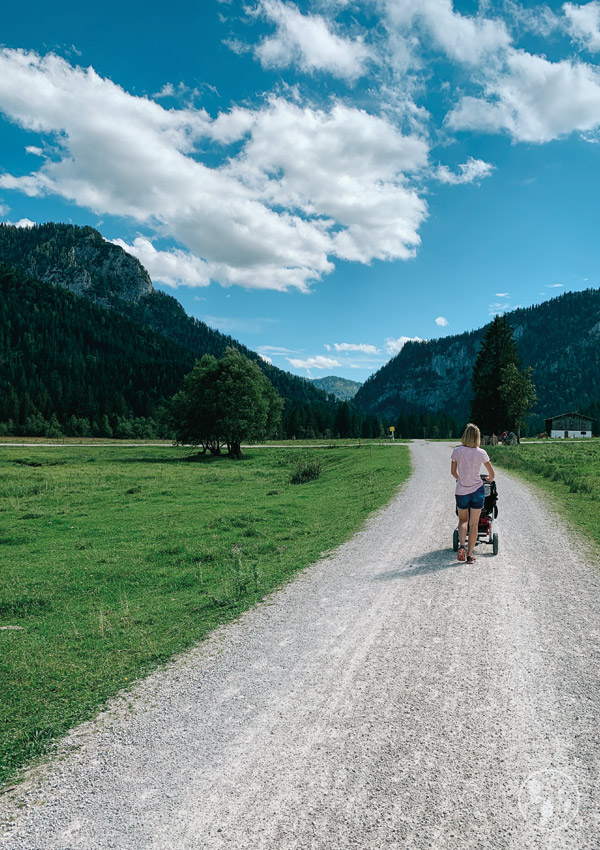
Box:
[354,288,600,430]
[0,264,195,437]
[0,223,389,439]
[311,376,362,400]
[0,223,327,410]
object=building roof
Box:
[545,411,595,423]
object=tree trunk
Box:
[228,440,242,459]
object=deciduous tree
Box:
[172,348,283,458]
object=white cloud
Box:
[287,355,341,370]
[435,316,448,326]
[564,1,600,52]
[448,49,600,143]
[257,344,297,355]
[382,0,511,65]
[0,203,8,216]
[435,157,494,185]
[3,217,36,227]
[111,237,210,287]
[333,342,379,354]
[25,145,44,156]
[256,0,371,80]
[259,353,273,364]
[227,99,429,265]
[384,335,424,355]
[153,82,176,99]
[324,343,331,351]
[489,302,507,316]
[546,283,565,288]
[505,2,561,38]
[495,292,510,297]
[0,49,430,292]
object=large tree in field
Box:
[470,316,521,435]
[171,353,221,455]
[172,347,283,458]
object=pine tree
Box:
[470,316,521,435]
[499,364,537,441]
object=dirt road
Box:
[2,441,599,849]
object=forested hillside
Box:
[0,265,383,439]
[355,288,600,432]
[0,265,193,437]
[0,223,328,411]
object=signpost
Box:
[389,426,395,441]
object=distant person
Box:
[451,423,495,564]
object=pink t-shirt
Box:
[451,445,490,495]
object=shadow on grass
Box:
[109,452,238,465]
[374,546,496,580]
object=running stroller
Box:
[453,475,499,555]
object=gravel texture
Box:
[1,440,600,849]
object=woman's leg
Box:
[467,508,481,559]
[457,508,469,549]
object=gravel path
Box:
[2,441,600,849]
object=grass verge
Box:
[0,443,410,787]
[488,441,600,550]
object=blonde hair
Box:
[461,423,481,448]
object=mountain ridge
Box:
[354,288,600,429]
[311,376,362,400]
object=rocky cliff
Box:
[311,376,363,401]
[0,222,152,306]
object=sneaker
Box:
[457,547,466,562]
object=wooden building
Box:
[544,412,594,439]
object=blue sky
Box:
[1,1,600,380]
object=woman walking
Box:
[451,423,495,564]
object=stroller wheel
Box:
[493,532,499,556]
[453,528,459,552]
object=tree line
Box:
[2,260,596,443]
[0,266,389,440]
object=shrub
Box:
[290,457,322,485]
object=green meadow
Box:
[0,443,410,787]
[488,440,600,550]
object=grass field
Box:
[488,440,600,550]
[0,437,405,447]
[0,443,410,787]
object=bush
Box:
[290,457,322,485]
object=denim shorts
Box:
[455,484,485,511]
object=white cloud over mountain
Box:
[111,237,210,287]
[333,342,379,354]
[287,355,341,370]
[384,335,424,355]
